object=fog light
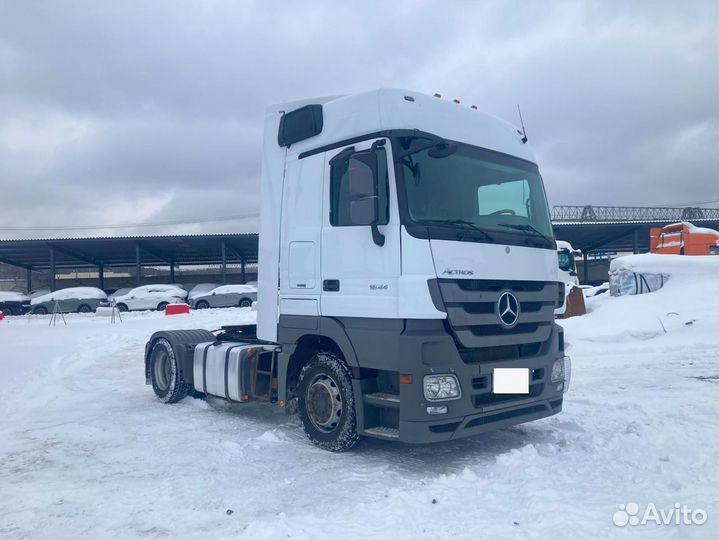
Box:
[423,374,461,401]
[551,356,571,394]
[427,405,447,415]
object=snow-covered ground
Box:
[1,260,717,539]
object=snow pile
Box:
[670,221,719,239]
[570,254,718,342]
[0,274,717,538]
[30,287,107,305]
[0,291,29,302]
[609,253,717,296]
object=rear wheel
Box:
[196,300,210,309]
[149,338,190,403]
[297,352,359,452]
[77,304,92,313]
[157,301,169,311]
[33,306,48,315]
[239,298,252,308]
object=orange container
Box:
[650,223,719,256]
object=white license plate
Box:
[493,368,529,394]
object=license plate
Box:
[493,368,529,394]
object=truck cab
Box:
[145,89,571,451]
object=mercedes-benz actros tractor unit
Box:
[144,89,571,451]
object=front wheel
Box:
[116,303,129,312]
[149,338,190,403]
[77,304,92,313]
[33,306,48,315]
[297,352,359,452]
[195,300,209,310]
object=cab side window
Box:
[330,146,389,226]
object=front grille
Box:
[436,279,560,350]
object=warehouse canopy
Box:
[0,233,259,270]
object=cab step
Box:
[364,426,400,439]
[363,392,400,408]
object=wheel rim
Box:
[306,374,342,433]
[158,303,168,310]
[198,302,208,309]
[240,299,251,307]
[79,305,90,313]
[153,350,172,390]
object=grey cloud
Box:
[0,0,717,239]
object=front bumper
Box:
[359,320,567,443]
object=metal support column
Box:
[221,240,227,284]
[26,267,32,293]
[241,258,246,284]
[135,244,141,286]
[98,263,105,290]
[583,251,589,284]
[633,229,639,254]
[49,247,56,292]
[170,264,175,283]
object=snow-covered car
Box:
[111,284,187,312]
[106,287,132,303]
[188,284,257,309]
[0,291,31,315]
[28,288,51,299]
[30,287,107,315]
[187,283,220,300]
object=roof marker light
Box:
[433,93,442,98]
[404,95,415,102]
[470,105,478,110]
[453,99,460,104]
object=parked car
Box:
[0,291,31,315]
[188,284,257,309]
[187,283,220,300]
[111,284,187,312]
[107,287,133,303]
[30,287,107,314]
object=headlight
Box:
[551,356,571,393]
[423,374,461,401]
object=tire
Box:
[116,303,129,312]
[77,304,92,313]
[33,306,48,315]
[149,338,191,403]
[157,301,169,311]
[196,300,210,310]
[297,352,359,452]
[239,298,252,308]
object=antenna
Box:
[517,104,528,144]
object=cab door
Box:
[320,138,401,319]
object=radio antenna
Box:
[517,104,528,144]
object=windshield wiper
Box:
[419,219,495,243]
[497,223,554,246]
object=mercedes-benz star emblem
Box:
[497,291,520,328]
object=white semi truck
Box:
[144,89,571,451]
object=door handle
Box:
[323,280,340,292]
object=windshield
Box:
[398,137,554,246]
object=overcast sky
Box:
[1,0,717,239]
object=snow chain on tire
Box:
[297,351,360,452]
[149,338,191,403]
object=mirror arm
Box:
[371,224,385,247]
